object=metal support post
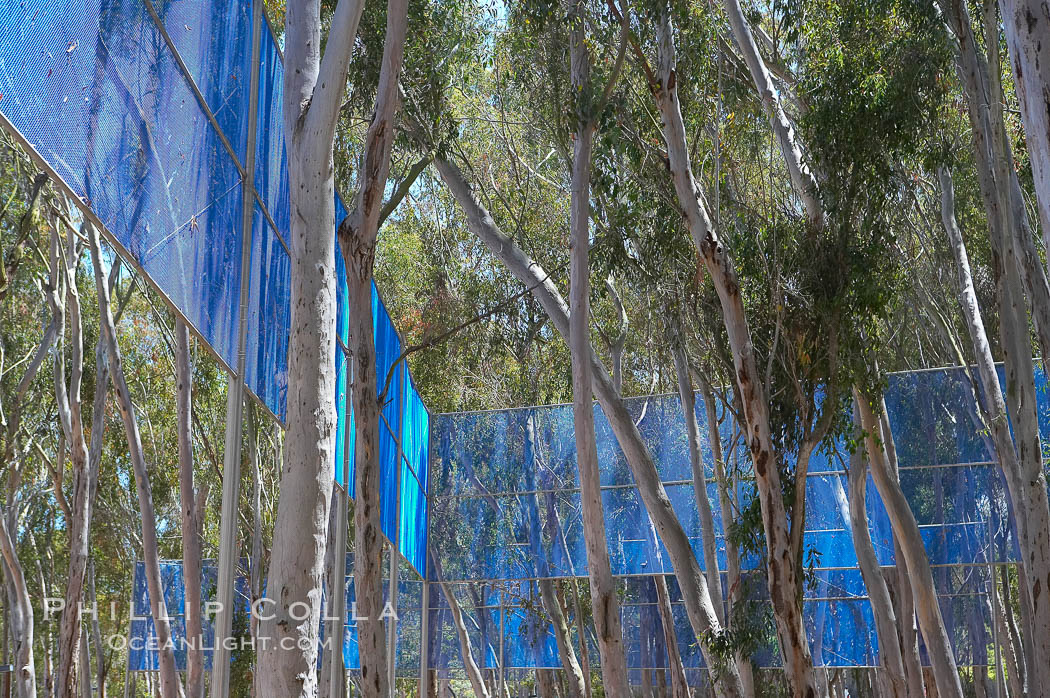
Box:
[210,1,263,695]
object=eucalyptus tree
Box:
[256,0,365,693]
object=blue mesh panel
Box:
[399,462,427,574]
[153,0,254,162]
[0,0,244,371]
[244,203,289,418]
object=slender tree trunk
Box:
[259,0,367,693]
[526,416,586,698]
[652,9,813,693]
[855,393,963,698]
[247,408,263,698]
[0,511,33,698]
[433,556,490,698]
[88,225,183,698]
[87,563,106,698]
[566,8,631,693]
[175,321,204,698]
[671,343,724,624]
[701,383,754,696]
[940,165,1050,693]
[436,156,743,696]
[720,0,821,228]
[48,226,110,698]
[847,411,907,698]
[333,2,408,694]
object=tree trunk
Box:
[999,0,1050,248]
[49,226,110,698]
[940,164,1050,693]
[247,408,264,698]
[88,226,183,698]
[701,382,755,696]
[436,156,744,696]
[855,393,963,698]
[652,9,813,694]
[567,8,631,693]
[259,0,367,693]
[0,511,34,698]
[526,415,587,698]
[333,1,408,694]
[433,557,490,698]
[175,321,204,698]
[847,411,907,698]
[671,343,724,624]
[720,0,821,228]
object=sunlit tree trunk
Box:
[175,321,204,698]
[436,156,744,696]
[720,0,821,229]
[700,382,755,696]
[652,8,813,693]
[47,223,112,698]
[1000,0,1050,247]
[566,5,631,692]
[259,0,365,694]
[671,343,724,623]
[335,1,408,693]
[855,392,963,698]
[847,411,907,698]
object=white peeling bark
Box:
[847,412,907,698]
[940,164,1050,692]
[1000,0,1050,251]
[436,156,744,697]
[567,5,631,692]
[671,343,725,624]
[700,382,755,696]
[652,9,814,694]
[88,226,184,698]
[259,0,365,693]
[720,0,821,228]
[175,321,204,698]
[855,392,963,698]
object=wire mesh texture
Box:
[0,0,430,576]
[1,0,1042,683]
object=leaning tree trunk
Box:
[855,392,963,698]
[652,8,814,694]
[88,225,184,698]
[701,381,756,696]
[939,164,1050,693]
[258,0,367,693]
[671,342,724,624]
[566,5,631,693]
[175,321,205,698]
[432,555,490,698]
[847,411,907,698]
[436,156,744,697]
[720,0,821,229]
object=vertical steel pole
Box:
[326,362,351,698]
[210,1,262,696]
[419,420,433,698]
[497,588,505,698]
[388,401,405,694]
[987,519,1005,698]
